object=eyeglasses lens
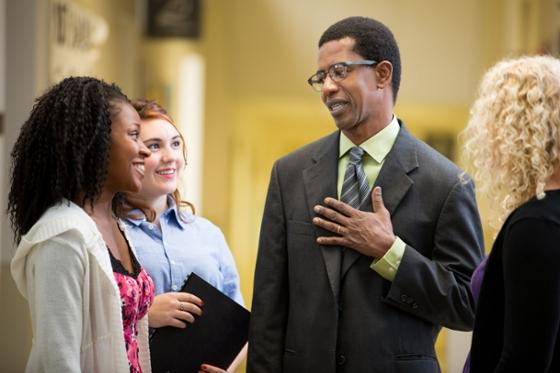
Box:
[330,64,349,81]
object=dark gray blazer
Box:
[248,122,484,373]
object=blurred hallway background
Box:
[1,0,559,372]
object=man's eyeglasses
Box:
[307,60,377,92]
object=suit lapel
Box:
[302,132,341,301]
[340,123,418,277]
[374,124,417,214]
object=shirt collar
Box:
[125,195,189,230]
[339,115,400,163]
[162,197,188,230]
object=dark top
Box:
[469,189,560,373]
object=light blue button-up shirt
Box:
[125,199,244,305]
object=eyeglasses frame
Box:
[307,60,378,91]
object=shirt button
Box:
[148,224,154,230]
[172,285,179,291]
[336,354,346,366]
[388,267,394,272]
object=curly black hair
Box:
[8,76,130,242]
[319,16,402,103]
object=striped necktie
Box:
[340,146,369,209]
[339,146,369,272]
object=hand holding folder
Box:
[150,273,250,373]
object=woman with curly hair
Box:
[462,56,560,372]
[115,99,246,373]
[9,76,153,372]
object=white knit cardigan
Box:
[11,200,151,373]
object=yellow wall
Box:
[2,0,557,372]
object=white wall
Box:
[0,0,5,303]
[1,0,49,263]
[0,0,5,112]
[0,0,5,247]
[1,0,49,369]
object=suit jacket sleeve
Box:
[248,162,288,373]
[384,177,483,330]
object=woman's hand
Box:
[198,343,248,373]
[148,292,203,328]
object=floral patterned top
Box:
[109,247,154,373]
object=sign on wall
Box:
[146,0,201,38]
[50,0,109,83]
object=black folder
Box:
[150,273,250,373]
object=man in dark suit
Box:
[248,16,484,373]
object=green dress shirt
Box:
[337,115,406,281]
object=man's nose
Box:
[321,75,339,95]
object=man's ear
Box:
[375,61,393,89]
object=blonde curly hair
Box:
[462,55,560,226]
